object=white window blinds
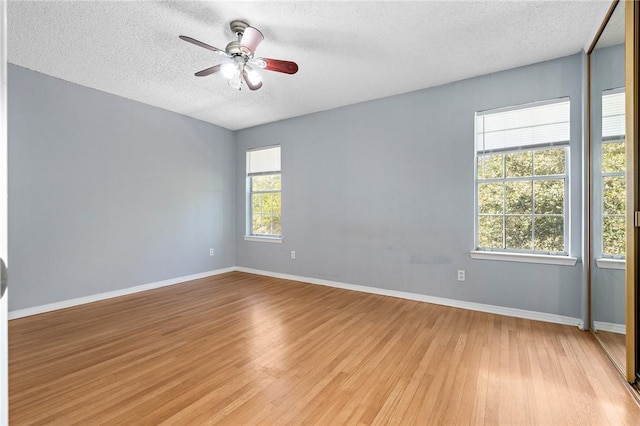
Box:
[476,99,570,153]
[602,89,625,139]
[247,146,281,175]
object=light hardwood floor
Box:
[596,330,627,373]
[9,272,640,425]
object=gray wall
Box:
[236,54,584,319]
[8,65,236,311]
[590,43,626,326]
[8,54,588,319]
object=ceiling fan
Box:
[179,20,299,91]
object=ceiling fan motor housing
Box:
[225,41,244,56]
[229,20,249,37]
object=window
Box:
[601,89,625,257]
[247,146,281,238]
[475,99,570,255]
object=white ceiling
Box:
[8,0,612,131]
[592,0,624,50]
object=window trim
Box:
[244,235,283,243]
[595,258,625,270]
[475,146,570,255]
[473,98,571,257]
[599,137,626,258]
[470,250,577,266]
[597,88,626,259]
[246,146,282,239]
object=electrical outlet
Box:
[209,248,215,256]
[457,270,465,281]
[291,251,296,259]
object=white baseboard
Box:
[236,267,584,328]
[9,265,585,329]
[8,267,236,320]
[594,321,626,334]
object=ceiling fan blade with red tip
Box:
[195,64,222,77]
[240,26,264,53]
[260,58,299,74]
[179,35,227,56]
[242,70,263,91]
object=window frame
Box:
[475,147,569,255]
[600,139,625,258]
[473,98,572,260]
[598,87,626,260]
[245,146,282,241]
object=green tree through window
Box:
[475,99,570,254]
[600,89,626,257]
[247,146,281,238]
[250,174,281,236]
[601,140,625,256]
[477,148,566,252]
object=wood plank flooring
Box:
[9,272,640,425]
[596,330,627,373]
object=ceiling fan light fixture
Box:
[220,62,238,79]
[245,67,262,85]
[228,75,243,90]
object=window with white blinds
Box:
[476,99,570,153]
[475,99,571,255]
[602,89,625,139]
[247,146,282,238]
[248,146,281,175]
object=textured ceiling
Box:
[8,0,611,131]
[592,0,624,50]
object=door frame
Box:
[0,0,8,422]
[625,0,639,384]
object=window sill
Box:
[244,236,282,244]
[595,258,625,270]
[470,250,578,266]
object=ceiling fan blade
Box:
[257,58,299,75]
[242,70,263,91]
[195,64,223,77]
[240,26,264,53]
[179,35,227,56]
